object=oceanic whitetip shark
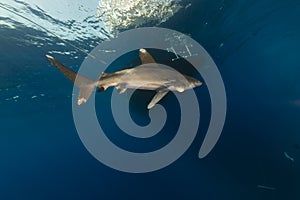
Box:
[46,49,202,109]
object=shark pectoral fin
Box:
[139,48,156,64]
[147,90,169,109]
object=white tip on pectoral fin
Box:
[147,90,169,109]
[147,102,155,110]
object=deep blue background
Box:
[0,0,299,199]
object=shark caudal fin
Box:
[46,55,96,105]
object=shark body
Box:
[46,49,202,109]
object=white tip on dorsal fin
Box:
[139,48,156,64]
[139,48,147,53]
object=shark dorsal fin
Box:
[139,48,156,64]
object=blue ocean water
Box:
[0,0,300,199]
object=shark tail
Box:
[46,55,97,105]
